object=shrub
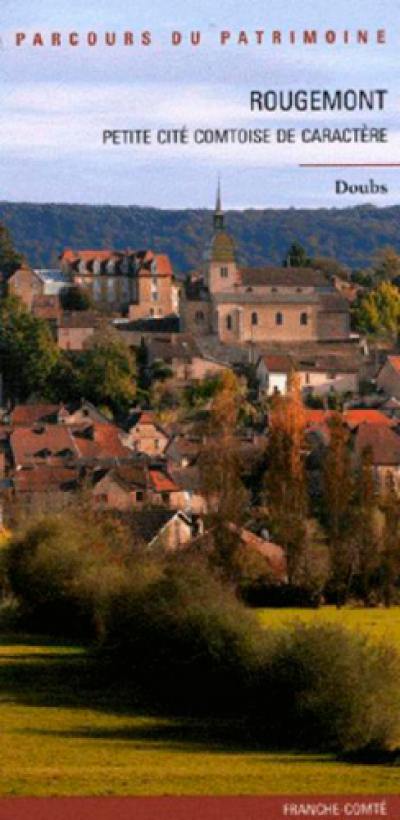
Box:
[252,623,400,753]
[5,511,130,639]
[100,555,266,713]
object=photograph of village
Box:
[1,185,400,797]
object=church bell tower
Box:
[205,179,237,294]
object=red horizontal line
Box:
[299,163,400,167]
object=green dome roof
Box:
[210,231,236,262]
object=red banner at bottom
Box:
[0,796,396,820]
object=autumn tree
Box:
[322,413,355,606]
[198,370,249,577]
[379,477,400,607]
[263,375,308,584]
[352,446,380,605]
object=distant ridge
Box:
[0,201,399,272]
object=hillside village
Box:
[2,188,400,605]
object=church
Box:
[181,184,351,345]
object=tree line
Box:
[196,372,400,608]
[1,201,400,272]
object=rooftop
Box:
[354,422,400,466]
[239,267,329,288]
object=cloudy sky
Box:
[0,0,398,208]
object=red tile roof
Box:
[304,409,329,427]
[228,524,287,582]
[74,423,131,461]
[344,409,394,429]
[126,410,167,435]
[388,356,400,375]
[137,411,156,425]
[11,404,61,426]
[261,354,293,373]
[154,254,173,276]
[61,249,114,263]
[11,425,79,467]
[13,466,79,493]
[305,408,394,430]
[149,470,179,493]
[354,423,400,466]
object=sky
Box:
[0,0,399,209]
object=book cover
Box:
[0,1,399,819]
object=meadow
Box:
[1,607,400,796]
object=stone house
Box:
[8,266,72,309]
[91,463,181,510]
[257,352,361,397]
[130,508,198,551]
[295,354,360,396]
[60,248,177,318]
[256,354,294,395]
[146,334,229,382]
[353,422,400,491]
[121,410,169,456]
[11,465,80,507]
[57,312,100,350]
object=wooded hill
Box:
[1,201,399,273]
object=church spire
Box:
[213,176,224,231]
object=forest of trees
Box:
[1,201,400,273]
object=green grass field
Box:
[256,605,400,646]
[1,608,400,796]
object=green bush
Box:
[252,623,400,753]
[6,511,400,756]
[100,556,266,713]
[100,561,400,753]
[5,512,129,639]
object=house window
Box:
[220,266,229,278]
[107,278,115,302]
[226,315,232,330]
[300,312,308,326]
[275,312,283,326]
[251,312,258,326]
[161,492,169,503]
[154,439,160,450]
[93,277,102,300]
[122,278,130,298]
[195,310,204,323]
[149,308,155,317]
[305,373,310,385]
[327,372,336,380]
[152,292,158,301]
[136,491,144,502]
